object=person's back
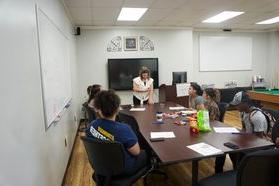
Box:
[87,118,138,170]
[231,91,268,137]
[86,90,148,174]
[241,106,268,134]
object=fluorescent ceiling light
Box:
[203,11,244,23]
[117,7,147,21]
[256,16,279,24]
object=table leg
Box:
[192,160,199,186]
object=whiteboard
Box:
[199,36,252,71]
[37,8,72,129]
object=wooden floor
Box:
[63,111,242,186]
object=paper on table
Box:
[187,142,222,156]
[213,127,239,133]
[130,108,146,111]
[169,106,185,110]
[176,83,190,97]
[150,132,176,139]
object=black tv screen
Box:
[108,58,159,90]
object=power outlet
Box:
[64,136,68,147]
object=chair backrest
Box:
[83,103,97,123]
[218,102,229,122]
[117,112,140,133]
[237,148,279,186]
[272,120,279,144]
[81,136,125,176]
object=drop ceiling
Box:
[64,0,279,30]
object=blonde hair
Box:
[139,66,150,79]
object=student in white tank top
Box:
[132,67,154,105]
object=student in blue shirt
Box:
[86,90,148,175]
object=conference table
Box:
[120,102,274,186]
[248,89,279,110]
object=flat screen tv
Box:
[172,71,187,85]
[108,58,159,90]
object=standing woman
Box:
[133,67,154,105]
[188,82,204,110]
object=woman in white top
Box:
[133,67,154,105]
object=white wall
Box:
[193,31,268,88]
[77,28,193,105]
[266,31,279,88]
[0,0,78,186]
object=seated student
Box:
[188,82,205,110]
[203,88,220,121]
[215,91,268,173]
[231,91,268,137]
[86,90,148,175]
[87,84,101,109]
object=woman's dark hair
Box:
[87,85,92,95]
[93,90,120,118]
[190,82,203,96]
[204,88,220,103]
[87,84,101,103]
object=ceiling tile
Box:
[92,8,120,21]
[69,7,92,20]
[91,0,124,8]
[141,8,173,21]
[64,0,91,8]
[74,19,92,26]
[134,20,159,26]
[122,0,155,8]
[150,0,186,9]
[92,20,115,26]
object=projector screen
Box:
[199,36,252,71]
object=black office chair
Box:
[218,102,230,122]
[117,112,168,180]
[199,148,279,186]
[272,120,279,145]
[81,136,149,186]
[117,112,149,150]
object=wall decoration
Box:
[139,36,154,51]
[107,36,122,52]
[124,36,138,51]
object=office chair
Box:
[218,102,230,122]
[199,148,279,186]
[272,120,279,145]
[81,136,149,186]
[117,113,168,180]
[117,112,148,150]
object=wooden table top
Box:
[120,102,274,164]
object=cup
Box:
[156,112,163,122]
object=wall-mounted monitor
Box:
[172,71,187,85]
[108,58,159,90]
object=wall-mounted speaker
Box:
[75,27,80,35]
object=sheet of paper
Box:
[176,83,190,97]
[187,142,222,156]
[150,132,176,139]
[169,106,185,110]
[130,108,146,111]
[213,127,239,133]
